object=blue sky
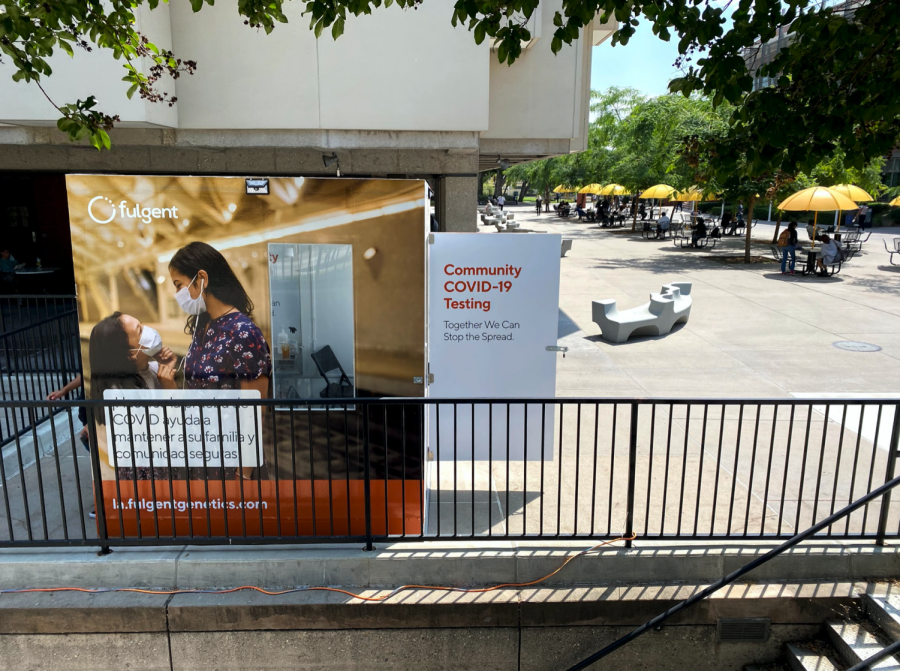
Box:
[590,27,683,98]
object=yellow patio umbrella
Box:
[890,195,900,207]
[829,184,874,232]
[777,186,858,248]
[599,183,631,196]
[639,184,677,219]
[578,184,604,194]
[552,185,571,194]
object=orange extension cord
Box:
[0,535,635,602]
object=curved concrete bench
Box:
[592,282,692,343]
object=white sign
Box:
[102,390,262,468]
[428,233,561,460]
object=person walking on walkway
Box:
[778,221,800,274]
[497,194,505,211]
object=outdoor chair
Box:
[592,282,692,344]
[839,229,869,254]
[884,238,900,266]
[675,229,716,249]
[640,222,656,239]
[310,345,354,399]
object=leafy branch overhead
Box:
[1,0,898,178]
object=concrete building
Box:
[0,0,613,232]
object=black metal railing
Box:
[0,396,897,553]
[0,296,80,447]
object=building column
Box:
[437,175,477,232]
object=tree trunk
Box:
[771,211,783,244]
[519,180,530,200]
[632,193,639,231]
[744,195,757,263]
[544,188,551,212]
[493,169,505,199]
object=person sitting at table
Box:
[655,212,671,239]
[638,203,647,220]
[575,204,588,220]
[720,211,732,234]
[727,214,743,236]
[806,219,816,241]
[816,234,842,276]
[691,218,708,247]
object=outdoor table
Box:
[800,249,819,276]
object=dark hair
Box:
[89,312,146,423]
[788,221,798,229]
[808,219,815,226]
[168,242,254,335]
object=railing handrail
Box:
[0,295,76,300]
[567,405,900,671]
[1,396,899,408]
[0,309,78,339]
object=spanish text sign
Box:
[428,233,561,460]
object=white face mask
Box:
[174,274,207,316]
[132,325,163,358]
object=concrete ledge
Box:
[0,542,897,591]
[0,592,169,634]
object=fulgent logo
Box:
[88,196,179,225]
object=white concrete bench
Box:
[592,282,692,343]
[561,239,573,257]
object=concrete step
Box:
[826,620,900,670]
[865,594,900,642]
[786,643,842,671]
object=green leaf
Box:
[331,15,344,39]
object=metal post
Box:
[85,406,112,555]
[876,403,900,546]
[625,402,639,548]
[362,404,374,551]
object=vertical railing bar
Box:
[777,405,795,537]
[725,404,745,536]
[471,402,476,538]
[47,403,69,540]
[108,404,126,539]
[644,404,657,536]
[760,404,778,537]
[27,408,49,540]
[625,402,638,547]
[383,404,389,539]
[557,403,564,537]
[539,403,545,537]
[845,404,866,537]
[217,406,232,539]
[403,404,409,538]
[827,404,849,535]
[453,403,458,538]
[861,405,884,534]
[85,407,110,554]
[661,403,673,535]
[307,403,317,538]
[252,406,263,538]
[362,403,373,551]
[196,406,212,538]
[590,402,600,537]
[0,404,17,541]
[290,406,300,537]
[607,403,618,536]
[506,403,511,538]
[143,406,160,540]
[574,403,582,536]
[811,403,831,531]
[125,406,142,539]
[876,403,900,546]
[177,405,194,540]
[693,404,709,536]
[520,403,528,536]
[711,404,726,536]
[160,407,177,539]
[419,403,425,538]
[676,403,692,536]
[272,403,282,537]
[741,404,762,537]
[326,404,334,537]
[65,407,87,540]
[437,405,441,537]
[794,405,814,533]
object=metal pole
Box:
[567,468,900,670]
[845,638,900,671]
[624,402,638,548]
[362,404,374,551]
[877,403,900,546]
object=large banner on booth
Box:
[66,175,428,537]
[427,233,562,460]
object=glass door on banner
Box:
[268,243,356,408]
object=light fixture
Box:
[323,152,341,177]
[363,247,377,260]
[227,203,237,213]
[156,275,166,284]
[245,178,269,195]
[497,157,511,170]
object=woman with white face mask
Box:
[168,242,270,399]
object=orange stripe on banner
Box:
[100,479,422,538]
